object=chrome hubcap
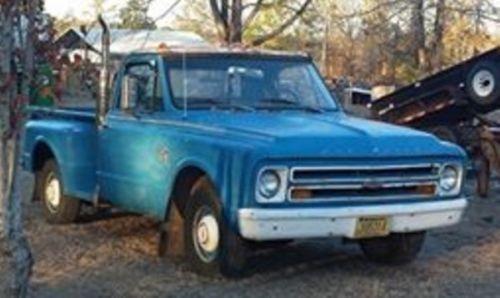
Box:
[193,207,219,263]
[45,173,61,212]
[473,70,495,98]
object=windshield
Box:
[164,55,338,112]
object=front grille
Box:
[288,164,440,202]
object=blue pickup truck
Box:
[22,46,468,277]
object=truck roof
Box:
[131,45,311,60]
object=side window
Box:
[121,62,163,112]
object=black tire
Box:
[38,159,81,224]
[33,168,44,201]
[359,232,426,265]
[466,61,500,112]
[184,177,248,277]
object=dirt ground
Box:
[2,173,500,298]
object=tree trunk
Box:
[410,0,427,75]
[209,0,230,44]
[0,1,34,297]
[229,0,243,44]
[209,0,312,46]
[321,20,330,76]
[431,0,446,72]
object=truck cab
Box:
[23,47,468,277]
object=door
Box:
[98,59,168,215]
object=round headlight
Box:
[258,170,281,199]
[440,165,459,192]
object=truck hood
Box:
[183,111,464,158]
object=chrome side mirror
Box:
[121,76,139,111]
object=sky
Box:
[45,0,184,27]
[45,0,500,33]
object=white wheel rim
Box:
[45,173,61,212]
[193,207,220,263]
[472,69,495,98]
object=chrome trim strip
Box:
[290,181,438,190]
[289,175,440,184]
[290,163,439,183]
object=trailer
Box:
[369,47,500,197]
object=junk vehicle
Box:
[21,19,468,277]
[339,87,373,118]
[369,47,500,197]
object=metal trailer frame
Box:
[369,47,500,197]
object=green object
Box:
[32,62,56,107]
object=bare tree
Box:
[209,0,312,46]
[410,0,427,74]
[0,0,34,296]
[430,0,447,71]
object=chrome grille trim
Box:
[288,164,441,202]
[289,181,438,190]
[290,164,440,184]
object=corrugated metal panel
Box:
[57,28,210,55]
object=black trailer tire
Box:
[359,232,426,265]
[184,177,248,277]
[39,159,81,224]
[466,61,500,111]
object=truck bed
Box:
[24,106,98,201]
[28,106,96,122]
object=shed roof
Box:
[55,28,210,56]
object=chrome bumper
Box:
[238,198,468,241]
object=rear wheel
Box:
[359,232,426,265]
[38,159,81,224]
[184,177,248,277]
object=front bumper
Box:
[238,198,468,241]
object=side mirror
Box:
[121,75,138,111]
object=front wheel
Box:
[38,159,81,224]
[359,232,426,265]
[184,177,248,277]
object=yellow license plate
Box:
[354,216,390,239]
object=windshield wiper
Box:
[259,98,325,113]
[190,99,256,112]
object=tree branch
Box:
[243,0,263,29]
[331,0,407,20]
[250,0,312,46]
[209,0,230,41]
